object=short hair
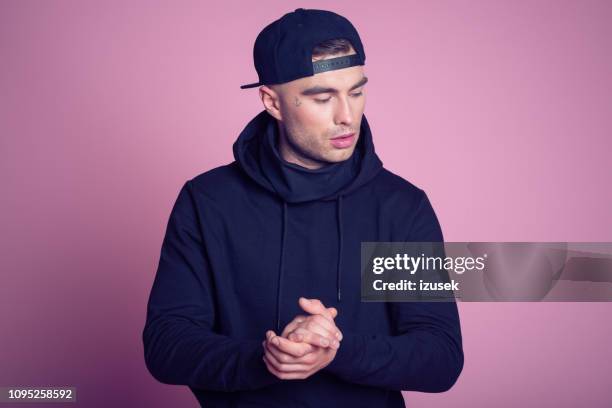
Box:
[311,38,355,59]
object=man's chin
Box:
[323,148,356,163]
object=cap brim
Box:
[240,81,262,89]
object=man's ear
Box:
[260,85,283,121]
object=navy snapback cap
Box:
[240,8,366,89]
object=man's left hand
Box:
[262,329,337,380]
[262,298,341,380]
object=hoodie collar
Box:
[259,117,362,203]
[233,110,382,203]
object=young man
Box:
[143,8,463,407]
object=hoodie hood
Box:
[233,110,383,331]
[233,110,383,203]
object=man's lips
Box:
[330,133,356,149]
[330,133,355,140]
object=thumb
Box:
[299,297,334,320]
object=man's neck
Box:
[276,122,327,170]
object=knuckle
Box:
[313,315,326,325]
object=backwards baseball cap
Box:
[240,8,366,89]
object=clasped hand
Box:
[262,297,342,380]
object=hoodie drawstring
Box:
[336,195,344,302]
[275,201,288,333]
[275,196,344,332]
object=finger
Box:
[284,315,342,343]
[307,314,342,340]
[281,315,307,338]
[291,327,340,349]
[263,350,314,373]
[328,307,338,319]
[302,320,338,345]
[298,297,334,321]
[266,338,321,367]
[287,330,304,343]
[269,333,315,357]
[265,338,307,364]
[286,316,341,343]
[326,310,343,340]
[263,355,310,380]
[266,330,277,341]
[266,342,295,364]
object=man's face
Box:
[262,52,368,168]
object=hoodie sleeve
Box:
[142,180,279,392]
[325,191,464,392]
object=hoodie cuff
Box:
[324,331,363,379]
[240,339,282,390]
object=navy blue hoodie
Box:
[143,110,464,407]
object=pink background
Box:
[2,1,611,407]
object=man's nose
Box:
[334,96,353,127]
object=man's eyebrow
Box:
[300,76,369,96]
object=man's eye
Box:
[315,92,362,103]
